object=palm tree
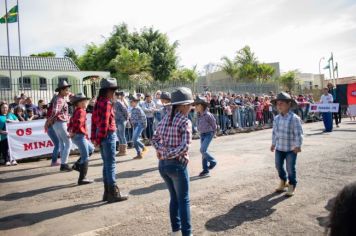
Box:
[257,64,276,81]
[220,56,239,80]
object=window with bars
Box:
[39,77,47,90]
[0,76,11,90]
[19,77,31,90]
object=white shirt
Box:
[320,94,333,104]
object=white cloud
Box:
[0,0,355,77]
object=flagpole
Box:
[4,0,12,82]
[17,0,23,90]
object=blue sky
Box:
[1,0,355,77]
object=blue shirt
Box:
[130,106,147,128]
[272,111,303,152]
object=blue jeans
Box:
[133,124,145,155]
[155,112,162,123]
[159,159,191,236]
[47,125,59,163]
[322,112,333,132]
[100,132,117,186]
[146,117,154,139]
[200,131,217,172]
[116,120,127,145]
[71,134,94,164]
[53,121,72,164]
[275,150,298,187]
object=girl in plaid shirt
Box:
[152,87,194,236]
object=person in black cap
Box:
[160,91,172,117]
[193,96,217,177]
[152,87,194,236]
[91,78,128,203]
[270,92,303,197]
[68,93,94,185]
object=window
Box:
[0,76,11,90]
[39,77,47,90]
[19,77,31,90]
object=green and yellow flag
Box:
[0,5,18,24]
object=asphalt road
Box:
[0,121,355,236]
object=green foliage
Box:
[257,63,275,81]
[64,48,79,64]
[220,56,239,80]
[30,52,56,57]
[279,70,297,91]
[77,23,178,81]
[171,66,198,82]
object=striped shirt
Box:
[272,111,303,152]
[152,112,192,165]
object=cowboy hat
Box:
[171,87,194,106]
[55,80,71,92]
[160,92,171,101]
[100,77,118,90]
[70,93,89,104]
[193,95,209,106]
[271,92,298,108]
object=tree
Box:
[110,47,152,80]
[279,70,297,91]
[235,46,258,81]
[30,52,56,57]
[257,63,275,81]
[171,66,198,82]
[64,48,79,65]
[220,56,239,80]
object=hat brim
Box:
[55,85,72,92]
[271,99,298,108]
[72,97,90,104]
[192,100,209,106]
[171,100,194,106]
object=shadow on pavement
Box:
[94,167,158,183]
[0,183,77,201]
[0,171,63,184]
[0,201,105,230]
[205,192,287,232]
[129,175,205,196]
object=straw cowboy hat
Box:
[271,92,298,108]
[100,77,118,90]
[55,80,71,92]
[70,93,90,104]
[171,87,194,106]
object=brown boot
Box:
[117,145,127,156]
[102,184,108,201]
[107,185,129,203]
[133,154,143,160]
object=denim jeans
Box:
[53,121,72,164]
[275,150,298,187]
[100,132,117,186]
[146,117,154,139]
[47,125,59,163]
[71,134,94,164]
[322,112,333,132]
[155,112,162,123]
[200,131,217,172]
[116,120,127,145]
[133,124,145,155]
[233,109,242,128]
[159,159,191,236]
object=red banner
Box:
[347,83,356,105]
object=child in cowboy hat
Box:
[193,96,217,177]
[152,87,194,236]
[270,92,303,197]
[129,95,148,160]
[68,93,94,185]
[91,78,128,203]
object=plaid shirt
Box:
[152,112,192,165]
[114,100,129,123]
[130,106,147,128]
[197,109,217,134]
[91,97,116,145]
[272,111,303,152]
[68,107,88,138]
[49,95,69,122]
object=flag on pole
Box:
[334,62,338,72]
[323,64,330,70]
[328,53,333,62]
[0,5,18,24]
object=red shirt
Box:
[68,107,88,137]
[91,97,116,145]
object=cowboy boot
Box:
[78,162,93,185]
[117,145,127,156]
[107,185,128,203]
[72,157,81,172]
[103,184,109,202]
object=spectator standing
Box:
[114,91,129,156]
[328,83,341,128]
[142,94,156,145]
[160,92,172,117]
[320,87,334,132]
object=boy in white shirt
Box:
[320,88,334,132]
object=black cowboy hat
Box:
[55,80,71,92]
[160,92,171,101]
[171,87,194,106]
[70,93,90,104]
[100,78,118,90]
[129,95,140,102]
[192,95,209,106]
[271,92,298,108]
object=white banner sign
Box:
[309,103,339,113]
[7,115,92,160]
